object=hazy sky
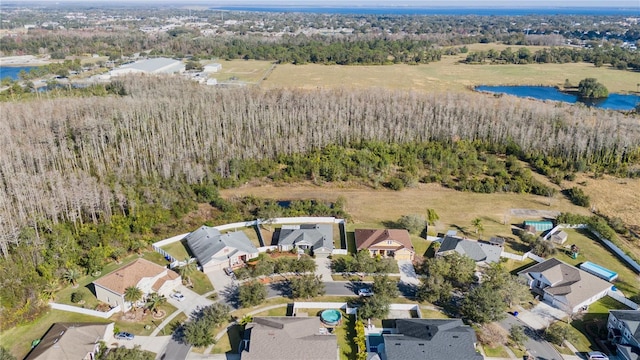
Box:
[13,0,640,6]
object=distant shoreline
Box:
[211,6,640,16]
[0,56,52,67]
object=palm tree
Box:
[426,208,439,236]
[145,292,167,314]
[178,258,197,287]
[41,280,60,301]
[471,218,484,237]
[124,286,143,310]
[63,268,80,287]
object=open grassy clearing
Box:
[483,345,509,358]
[207,59,273,83]
[263,58,637,94]
[221,182,592,244]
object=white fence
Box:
[500,251,525,261]
[50,302,121,318]
[332,249,348,255]
[293,301,356,315]
[608,291,640,310]
[258,246,278,253]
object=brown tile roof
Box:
[355,229,414,252]
[93,258,175,295]
[152,271,180,292]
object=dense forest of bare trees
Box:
[1,76,639,256]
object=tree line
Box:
[1,77,639,328]
[463,45,640,71]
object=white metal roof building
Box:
[110,57,185,76]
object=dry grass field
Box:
[220,182,592,239]
[263,60,637,94]
[206,59,273,83]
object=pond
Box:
[475,85,640,111]
[0,66,39,80]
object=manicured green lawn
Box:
[411,236,431,258]
[483,345,509,357]
[335,313,358,360]
[111,302,178,337]
[161,240,191,260]
[0,309,111,360]
[189,270,215,295]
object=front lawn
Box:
[111,302,178,337]
[483,345,509,358]
[189,270,215,295]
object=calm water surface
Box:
[475,85,640,111]
[0,66,38,80]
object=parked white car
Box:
[358,288,374,297]
[171,292,185,302]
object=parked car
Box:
[224,267,234,276]
[358,288,374,297]
[171,292,185,302]
[587,352,609,360]
[115,332,134,340]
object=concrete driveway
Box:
[517,302,569,330]
[167,285,214,316]
[204,268,235,296]
[397,260,420,285]
[314,257,333,281]
[110,334,172,353]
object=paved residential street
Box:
[499,313,562,360]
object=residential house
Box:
[24,322,114,360]
[518,258,612,313]
[276,224,334,257]
[241,317,338,360]
[380,318,483,360]
[93,258,180,312]
[184,226,259,272]
[608,310,640,360]
[203,63,222,73]
[435,235,503,264]
[355,229,415,261]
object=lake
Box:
[0,66,38,80]
[475,85,640,111]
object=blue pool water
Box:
[580,261,618,282]
[320,309,342,325]
[475,85,640,111]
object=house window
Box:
[386,240,393,245]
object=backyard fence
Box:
[607,291,640,310]
[49,302,121,318]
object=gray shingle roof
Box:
[518,258,612,311]
[384,319,483,360]
[24,322,112,360]
[437,236,502,263]
[184,226,258,266]
[277,224,334,252]
[241,317,337,360]
[611,310,640,341]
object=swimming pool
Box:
[320,309,342,326]
[580,261,618,282]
